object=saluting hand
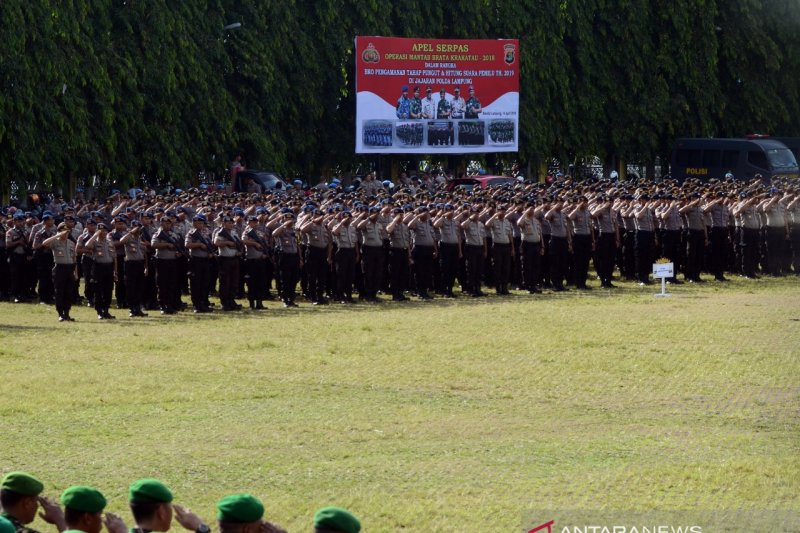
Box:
[103,512,128,533]
[38,496,66,531]
[173,504,204,531]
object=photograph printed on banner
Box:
[458,121,485,146]
[395,122,424,147]
[427,121,455,147]
[362,120,393,148]
[488,119,515,145]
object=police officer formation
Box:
[2,172,798,322]
[458,121,485,146]
[395,123,423,146]
[426,123,454,146]
[361,123,392,147]
[488,121,514,143]
[0,471,360,533]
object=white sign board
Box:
[652,262,674,278]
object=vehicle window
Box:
[747,150,769,170]
[687,150,703,167]
[766,148,797,169]
[487,178,514,188]
[722,150,739,167]
[702,150,721,167]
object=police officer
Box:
[632,195,656,285]
[331,210,359,303]
[567,196,593,289]
[703,192,730,281]
[759,188,789,276]
[386,206,412,301]
[273,209,302,307]
[518,204,543,293]
[656,196,683,284]
[31,213,57,304]
[590,196,619,288]
[408,206,437,299]
[242,215,270,309]
[485,205,515,294]
[184,214,214,313]
[76,218,98,307]
[86,223,117,319]
[433,203,460,297]
[356,206,385,302]
[42,222,78,321]
[460,205,487,296]
[733,193,760,278]
[151,217,181,314]
[544,200,570,292]
[120,220,149,317]
[214,216,243,311]
[299,208,332,305]
[680,194,707,282]
[109,216,129,308]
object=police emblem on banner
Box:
[504,43,516,65]
[362,43,380,63]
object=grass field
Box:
[1,277,799,532]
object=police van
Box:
[670,137,798,182]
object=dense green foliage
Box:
[1,0,798,190]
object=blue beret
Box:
[193,214,207,222]
[13,213,25,220]
[369,206,380,213]
[280,207,293,214]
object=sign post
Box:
[652,261,674,297]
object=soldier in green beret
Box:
[313,507,361,533]
[127,479,209,533]
[59,486,125,533]
[215,494,285,533]
[0,472,66,533]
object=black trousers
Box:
[81,256,95,303]
[709,227,728,279]
[595,232,616,285]
[464,244,484,294]
[246,258,268,301]
[685,230,705,280]
[114,256,127,307]
[189,257,212,309]
[765,226,786,275]
[635,230,653,283]
[361,245,384,299]
[92,261,114,313]
[0,248,8,296]
[549,236,568,289]
[492,242,512,292]
[278,252,300,303]
[36,252,55,302]
[390,247,409,298]
[521,241,541,291]
[661,230,681,279]
[438,242,458,295]
[305,246,328,302]
[740,227,759,277]
[155,258,179,311]
[9,253,28,299]
[412,245,434,296]
[125,260,145,310]
[218,256,240,306]
[336,247,357,299]
[53,264,75,317]
[571,234,591,288]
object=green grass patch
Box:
[1,277,798,531]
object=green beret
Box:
[0,516,16,533]
[129,479,173,503]
[1,472,44,496]
[216,494,264,523]
[60,486,107,513]
[314,507,361,533]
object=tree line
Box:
[1,0,798,194]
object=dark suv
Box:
[233,170,287,192]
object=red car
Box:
[446,175,516,191]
